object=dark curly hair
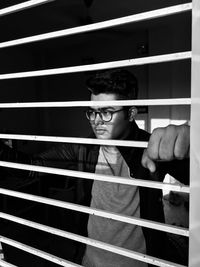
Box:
[86,69,138,100]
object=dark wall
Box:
[0,0,191,152]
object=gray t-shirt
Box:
[83,146,147,267]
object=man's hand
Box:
[141,124,190,172]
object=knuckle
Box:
[166,124,177,135]
[152,127,164,136]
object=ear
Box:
[128,107,137,122]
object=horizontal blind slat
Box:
[0,0,54,17]
[0,52,191,80]
[0,190,188,236]
[0,3,192,48]
[0,161,190,193]
[0,98,191,108]
[0,236,82,267]
[0,221,186,267]
[0,260,18,267]
[0,134,148,148]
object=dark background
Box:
[0,1,190,266]
[0,0,191,153]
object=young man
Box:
[82,69,189,267]
[0,69,189,266]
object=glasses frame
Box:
[86,108,124,122]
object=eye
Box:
[88,109,95,115]
[102,110,110,116]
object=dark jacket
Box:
[0,122,189,265]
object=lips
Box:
[95,128,106,134]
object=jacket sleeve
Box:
[33,143,79,170]
[0,141,79,178]
[0,141,32,177]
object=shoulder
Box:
[35,142,82,160]
[137,128,150,141]
[129,122,150,141]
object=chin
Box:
[95,133,111,139]
[96,135,108,139]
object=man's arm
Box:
[141,124,190,173]
[0,141,79,177]
[0,141,32,176]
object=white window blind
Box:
[0,1,196,267]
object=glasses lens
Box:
[86,110,95,121]
[101,110,112,122]
[86,109,113,122]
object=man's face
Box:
[89,93,131,140]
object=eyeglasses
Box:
[86,108,124,122]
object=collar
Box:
[88,121,150,161]
[117,122,150,168]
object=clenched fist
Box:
[142,124,190,172]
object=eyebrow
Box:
[89,107,116,111]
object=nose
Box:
[94,112,104,125]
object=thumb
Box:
[141,149,157,173]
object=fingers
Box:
[147,127,164,161]
[141,149,156,173]
[141,124,190,172]
[148,125,178,161]
[174,125,190,159]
